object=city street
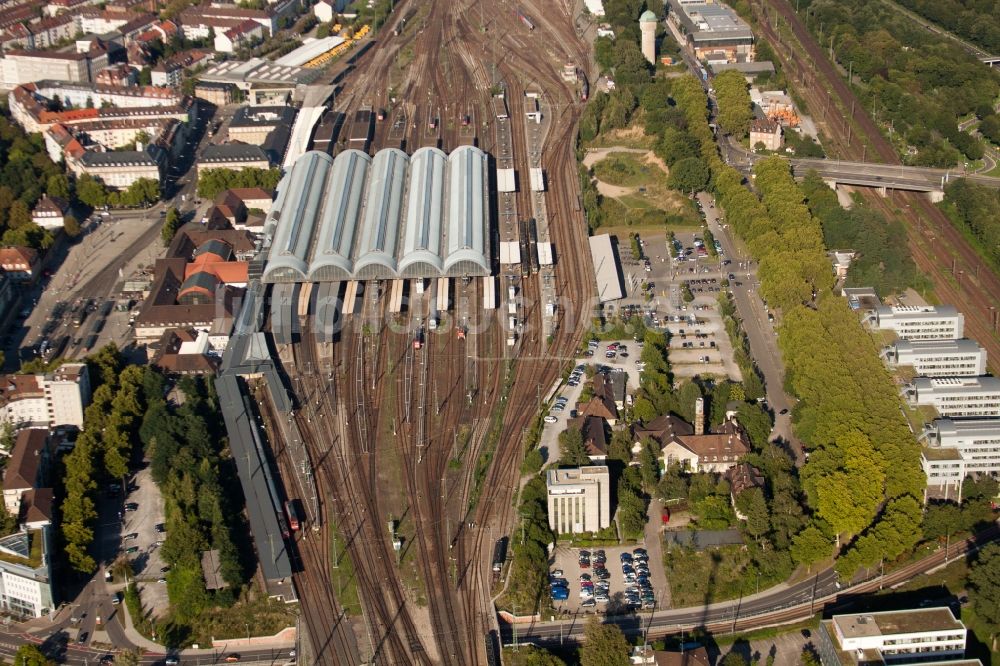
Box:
[696,193,800,460]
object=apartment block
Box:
[882,339,988,377]
[546,466,611,534]
[921,418,1000,485]
[0,47,108,89]
[904,376,1000,418]
[0,363,92,430]
[816,608,968,665]
[871,305,964,341]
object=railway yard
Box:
[241,0,595,663]
[206,0,1000,663]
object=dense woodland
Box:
[940,179,1000,270]
[196,167,283,200]
[796,0,1000,166]
[894,0,1000,55]
[0,112,64,250]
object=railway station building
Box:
[261,145,492,283]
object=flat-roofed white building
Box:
[882,339,987,377]
[904,376,1000,418]
[816,608,967,665]
[921,418,1000,485]
[870,304,964,341]
[546,466,611,535]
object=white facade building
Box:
[0,364,92,430]
[817,608,967,665]
[871,304,964,341]
[921,418,1000,485]
[904,376,1000,418]
[0,530,54,618]
[882,339,988,377]
[546,466,611,535]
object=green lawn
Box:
[593,152,661,187]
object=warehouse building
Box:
[882,339,988,377]
[667,0,754,64]
[870,304,964,341]
[261,146,492,283]
[903,376,1000,418]
[921,418,1000,486]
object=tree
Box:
[580,616,630,666]
[559,428,590,466]
[735,488,770,541]
[63,214,81,238]
[668,157,710,193]
[76,174,108,208]
[790,524,832,568]
[720,654,749,666]
[8,200,31,229]
[12,645,53,666]
[968,542,1000,648]
[162,207,182,245]
[114,648,142,666]
[46,173,70,200]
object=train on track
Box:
[285,499,302,532]
[491,536,509,578]
[515,8,535,30]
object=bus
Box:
[284,499,301,532]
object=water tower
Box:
[640,10,658,65]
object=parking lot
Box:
[120,466,170,616]
[549,545,662,615]
[612,230,742,380]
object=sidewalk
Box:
[643,499,672,609]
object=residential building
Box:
[749,117,782,150]
[150,328,220,375]
[0,529,55,618]
[921,418,1000,486]
[667,0,754,63]
[31,195,69,231]
[0,247,40,283]
[0,363,92,430]
[2,430,50,515]
[214,19,264,54]
[639,399,750,473]
[0,14,76,50]
[631,646,711,666]
[70,144,166,189]
[816,608,968,665]
[313,0,348,23]
[75,9,155,37]
[882,339,988,377]
[0,46,109,89]
[95,63,137,87]
[546,466,611,534]
[150,50,210,88]
[903,376,1000,418]
[197,144,271,174]
[725,462,765,520]
[870,305,964,341]
[567,415,608,461]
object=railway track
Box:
[751,0,1000,368]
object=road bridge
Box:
[724,143,1000,198]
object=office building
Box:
[0,529,54,618]
[921,418,1000,486]
[882,339,988,377]
[0,46,109,89]
[903,376,1000,418]
[816,608,968,665]
[546,466,611,534]
[871,305,964,341]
